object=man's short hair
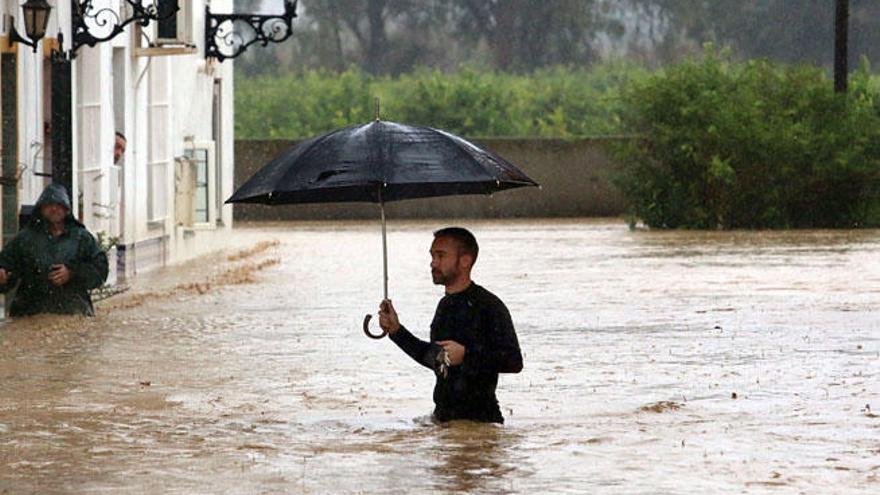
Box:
[115,131,126,141]
[434,227,478,262]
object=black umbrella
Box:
[227,120,538,338]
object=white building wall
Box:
[16,30,47,205]
[166,0,235,265]
[5,0,236,282]
[9,0,66,207]
[76,44,116,236]
[127,48,151,246]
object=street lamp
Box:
[205,0,298,62]
[10,0,52,53]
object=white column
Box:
[75,43,115,235]
[16,34,45,204]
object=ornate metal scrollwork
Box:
[205,0,298,63]
[9,23,41,53]
[71,0,179,55]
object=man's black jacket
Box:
[390,282,522,423]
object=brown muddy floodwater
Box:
[1,219,878,494]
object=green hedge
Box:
[234,65,645,139]
[615,51,880,229]
[236,59,880,229]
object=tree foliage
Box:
[449,0,619,71]
[235,64,645,138]
[635,0,880,67]
[237,0,625,75]
[236,1,880,75]
[615,49,880,229]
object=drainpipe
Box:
[834,0,849,93]
[1,51,19,246]
[51,54,73,195]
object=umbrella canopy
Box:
[227,120,539,338]
[227,120,538,205]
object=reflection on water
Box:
[1,219,879,494]
[429,422,526,493]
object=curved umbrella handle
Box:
[363,313,388,339]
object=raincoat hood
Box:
[35,183,72,211]
[31,183,83,228]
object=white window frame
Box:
[76,49,103,226]
[132,0,197,57]
[76,52,102,173]
[147,58,171,223]
[155,0,194,46]
[183,141,217,228]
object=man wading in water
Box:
[378,227,523,423]
[0,183,108,316]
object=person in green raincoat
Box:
[0,183,108,317]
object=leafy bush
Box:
[236,58,880,229]
[234,64,646,139]
[235,69,376,138]
[615,49,880,229]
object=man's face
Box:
[40,203,68,224]
[430,236,470,286]
[114,135,127,164]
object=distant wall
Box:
[233,138,627,220]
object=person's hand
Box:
[378,299,401,335]
[48,264,71,286]
[0,268,9,286]
[436,340,466,366]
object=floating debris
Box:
[100,257,279,311]
[639,401,684,413]
[91,283,131,302]
[227,240,280,262]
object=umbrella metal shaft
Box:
[361,189,390,340]
[381,199,388,300]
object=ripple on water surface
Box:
[1,220,878,494]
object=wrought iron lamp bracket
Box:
[70,0,179,56]
[204,0,297,63]
[9,20,40,52]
